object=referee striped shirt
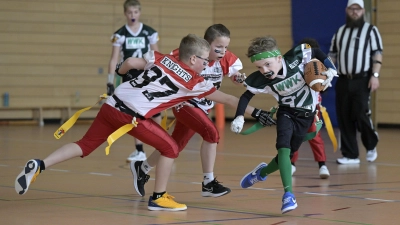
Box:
[329,22,383,75]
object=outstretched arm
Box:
[205,90,254,115]
[229,72,247,86]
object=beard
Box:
[346,14,365,28]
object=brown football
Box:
[304,59,327,92]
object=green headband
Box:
[250,50,281,63]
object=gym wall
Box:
[0,0,399,125]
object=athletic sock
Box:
[141,160,153,174]
[278,148,292,193]
[203,172,214,185]
[260,158,279,177]
[136,144,144,153]
[318,161,325,168]
[152,191,166,200]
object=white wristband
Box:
[107,73,115,83]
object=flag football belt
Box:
[52,94,175,156]
[112,95,145,119]
[161,110,176,131]
[54,94,108,139]
[279,106,316,118]
[240,106,322,142]
[105,96,176,155]
[240,105,337,150]
[320,105,338,152]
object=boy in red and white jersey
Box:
[131,24,263,198]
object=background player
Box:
[107,0,161,162]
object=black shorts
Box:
[275,107,314,152]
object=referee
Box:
[329,0,383,164]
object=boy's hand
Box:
[234,73,247,83]
[321,68,338,91]
[231,116,245,133]
[258,111,276,126]
[107,83,114,96]
[251,108,276,126]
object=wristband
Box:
[251,108,261,118]
[107,73,114,83]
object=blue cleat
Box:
[240,162,268,188]
[281,192,297,214]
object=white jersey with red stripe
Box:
[171,49,242,113]
[106,51,216,118]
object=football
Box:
[304,59,327,92]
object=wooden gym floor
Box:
[1,122,400,225]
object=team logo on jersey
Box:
[214,67,222,73]
[160,57,192,82]
[201,74,220,81]
[110,34,120,43]
[273,72,305,96]
[288,59,300,69]
[125,37,145,49]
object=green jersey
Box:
[244,44,319,112]
[111,23,159,61]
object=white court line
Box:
[364,198,396,202]
[248,187,276,191]
[304,192,398,202]
[0,164,9,167]
[49,169,69,172]
[89,172,112,176]
[304,192,331,196]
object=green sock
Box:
[278,148,292,193]
[260,158,279,177]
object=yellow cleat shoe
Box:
[15,159,41,195]
[148,193,187,211]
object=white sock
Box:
[203,172,214,185]
[141,160,153,174]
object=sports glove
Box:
[234,73,247,83]
[321,68,338,91]
[251,108,276,127]
[107,83,114,96]
[231,116,245,134]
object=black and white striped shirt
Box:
[329,22,383,75]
